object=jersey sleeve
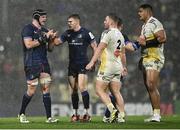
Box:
[21,26,33,39]
[60,31,68,43]
[100,31,110,45]
[86,31,96,44]
[153,20,164,33]
[147,20,164,34]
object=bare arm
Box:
[86,42,107,70]
[90,41,97,54]
[154,30,166,43]
[24,38,40,49]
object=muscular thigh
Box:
[109,81,121,95]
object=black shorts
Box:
[25,63,51,80]
[68,63,87,77]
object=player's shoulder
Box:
[147,17,162,26]
[102,29,111,34]
[80,27,92,34]
[23,24,33,30]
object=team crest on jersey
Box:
[77,34,82,38]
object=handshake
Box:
[38,29,58,44]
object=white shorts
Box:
[142,59,164,72]
[96,71,121,83]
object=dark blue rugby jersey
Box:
[122,33,129,43]
[61,27,96,64]
[21,24,48,66]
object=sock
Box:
[43,93,51,118]
[73,109,78,115]
[107,103,116,113]
[19,92,32,115]
[118,112,125,118]
[71,92,79,110]
[81,91,89,109]
[104,95,116,117]
[153,109,160,115]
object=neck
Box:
[32,20,41,29]
[144,15,152,23]
[109,24,117,29]
[74,25,81,32]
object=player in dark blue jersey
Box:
[52,14,97,122]
[19,9,58,123]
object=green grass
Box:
[0,115,179,129]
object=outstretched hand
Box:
[85,61,95,71]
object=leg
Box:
[144,69,161,122]
[19,79,37,115]
[40,73,52,119]
[68,76,79,115]
[145,69,160,113]
[110,81,125,123]
[40,72,58,123]
[96,80,118,123]
[78,74,89,112]
[19,78,38,123]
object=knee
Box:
[79,86,86,93]
[146,80,155,92]
[27,87,36,96]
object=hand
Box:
[122,67,128,76]
[85,61,95,70]
[137,35,146,46]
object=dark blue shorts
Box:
[24,63,51,80]
[68,63,87,77]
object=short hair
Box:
[107,13,119,24]
[68,14,80,21]
[139,4,153,12]
[117,17,123,27]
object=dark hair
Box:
[68,14,80,21]
[107,13,119,24]
[32,9,47,20]
[139,4,153,12]
[117,17,123,27]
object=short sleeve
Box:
[60,31,68,43]
[100,32,110,45]
[21,26,33,39]
[86,30,96,44]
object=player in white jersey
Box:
[86,13,125,123]
[137,4,167,122]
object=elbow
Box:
[158,36,166,43]
[25,44,32,49]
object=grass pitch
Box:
[0,115,179,129]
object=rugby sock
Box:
[19,93,32,115]
[118,112,125,118]
[153,109,160,115]
[107,103,116,113]
[43,93,51,118]
[81,91,89,109]
[71,92,79,110]
[104,95,116,117]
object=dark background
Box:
[0,0,179,117]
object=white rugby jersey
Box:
[141,16,165,63]
[99,28,125,74]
